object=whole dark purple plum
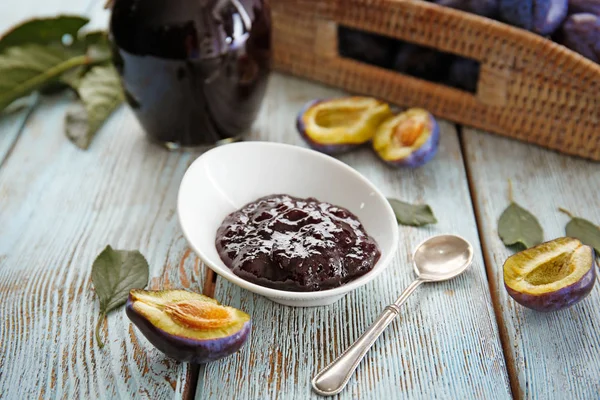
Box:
[434,0,499,17]
[499,0,569,35]
[447,58,480,92]
[504,237,596,312]
[338,26,397,69]
[372,108,440,168]
[296,97,392,155]
[126,289,251,363]
[392,44,455,83]
[557,13,600,63]
[568,0,600,15]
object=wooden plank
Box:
[462,128,600,399]
[0,98,36,166]
[0,67,206,400]
[195,73,512,399]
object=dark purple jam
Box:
[216,194,381,292]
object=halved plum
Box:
[372,108,440,168]
[296,97,393,154]
[126,289,251,363]
[504,237,596,312]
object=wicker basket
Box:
[271,0,600,161]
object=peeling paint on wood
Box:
[463,128,600,399]
[194,75,512,399]
[2,0,598,395]
[0,91,205,398]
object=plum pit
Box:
[126,289,251,363]
[373,108,440,168]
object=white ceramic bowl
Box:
[177,142,399,307]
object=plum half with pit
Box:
[296,97,393,154]
[126,289,251,363]
[372,108,440,168]
[504,237,596,312]
[499,0,569,35]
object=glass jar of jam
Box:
[109,0,271,149]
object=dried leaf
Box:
[498,202,543,250]
[388,198,437,227]
[92,245,149,348]
[65,65,124,149]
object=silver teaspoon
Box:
[312,234,474,396]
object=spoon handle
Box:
[311,279,424,396]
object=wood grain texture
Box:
[462,128,600,399]
[0,98,36,166]
[0,96,207,397]
[194,74,512,399]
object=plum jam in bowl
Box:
[177,142,399,307]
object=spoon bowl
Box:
[413,235,474,282]
[312,234,474,396]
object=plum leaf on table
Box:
[0,15,121,150]
[497,181,543,250]
[388,198,438,227]
[559,208,600,254]
[91,245,149,348]
[65,65,125,150]
[498,202,544,250]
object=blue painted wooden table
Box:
[0,1,599,399]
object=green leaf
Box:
[388,198,437,227]
[559,209,600,254]
[65,65,124,149]
[91,245,149,348]
[0,44,90,112]
[0,15,89,52]
[498,202,543,250]
[82,30,110,53]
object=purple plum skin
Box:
[505,258,596,312]
[296,99,360,155]
[568,0,600,15]
[434,0,499,17]
[499,0,569,35]
[557,13,600,63]
[375,113,441,168]
[126,297,251,364]
[389,120,440,168]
